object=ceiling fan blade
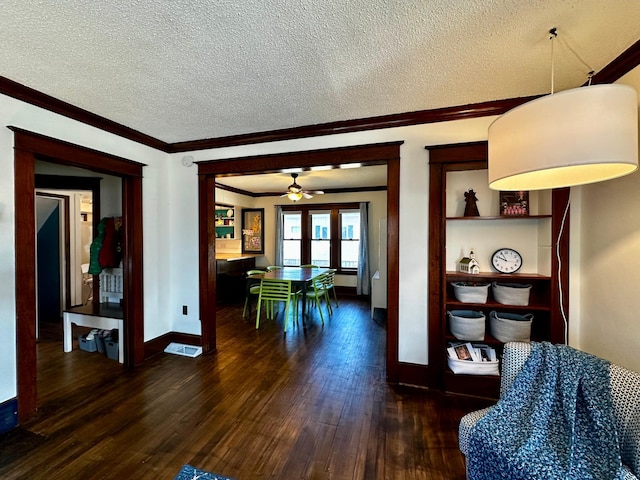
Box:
[281,173,325,200]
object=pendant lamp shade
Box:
[488,84,639,191]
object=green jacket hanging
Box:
[88,218,107,275]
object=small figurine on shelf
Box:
[458,249,480,274]
[464,189,480,217]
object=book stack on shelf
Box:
[447,342,499,376]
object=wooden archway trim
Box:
[12,127,146,422]
[197,141,401,382]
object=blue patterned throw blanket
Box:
[174,464,235,480]
[467,342,626,480]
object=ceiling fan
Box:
[282,173,324,201]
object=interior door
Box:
[36,196,62,326]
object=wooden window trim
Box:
[281,202,360,273]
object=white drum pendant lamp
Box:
[488,84,638,191]
[488,28,638,191]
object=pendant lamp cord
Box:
[556,191,570,345]
[548,28,602,344]
[549,28,557,94]
[549,27,595,88]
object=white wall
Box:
[166,98,640,371]
[4,87,638,409]
[7,86,639,413]
[0,93,169,403]
[446,170,553,275]
[167,116,495,364]
[572,169,640,372]
[166,112,640,370]
[567,71,640,372]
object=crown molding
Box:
[1,37,638,152]
[167,97,538,153]
[0,75,169,152]
[214,182,255,197]
[589,37,640,85]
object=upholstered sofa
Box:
[459,341,640,479]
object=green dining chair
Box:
[300,264,318,268]
[266,265,282,271]
[324,268,339,308]
[256,278,299,332]
[304,272,331,323]
[242,269,266,318]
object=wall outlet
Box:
[182,305,188,315]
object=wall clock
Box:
[491,248,523,273]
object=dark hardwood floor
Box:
[1,297,491,479]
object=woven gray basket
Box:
[447,356,500,375]
[489,310,533,342]
[492,282,532,306]
[448,310,485,341]
[451,282,490,303]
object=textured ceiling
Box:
[2,0,640,144]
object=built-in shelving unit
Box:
[214,204,235,239]
[427,141,570,398]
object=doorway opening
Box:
[35,181,97,343]
[196,141,401,381]
[14,128,145,422]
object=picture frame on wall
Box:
[499,191,529,216]
[241,208,264,253]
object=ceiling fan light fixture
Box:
[287,173,302,193]
[282,172,324,201]
[287,191,303,202]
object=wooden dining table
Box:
[253,266,330,318]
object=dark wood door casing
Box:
[12,127,146,422]
[427,142,488,388]
[198,141,402,382]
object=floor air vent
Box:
[164,342,202,358]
